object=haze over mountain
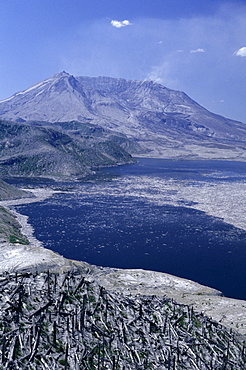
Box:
[1,71,246,160]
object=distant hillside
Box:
[0,119,134,180]
[1,71,246,160]
[0,179,31,200]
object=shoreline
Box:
[0,187,58,251]
[0,188,72,273]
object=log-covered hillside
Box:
[0,269,245,369]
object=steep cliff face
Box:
[75,76,246,155]
[1,71,246,159]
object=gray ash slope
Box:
[1,71,246,159]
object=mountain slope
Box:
[1,72,246,159]
[0,119,134,179]
[0,179,31,200]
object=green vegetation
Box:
[0,206,29,244]
[9,234,29,244]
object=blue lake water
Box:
[12,159,246,300]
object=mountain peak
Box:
[53,70,71,78]
[44,71,71,84]
[0,71,72,104]
[0,72,246,160]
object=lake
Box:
[12,158,246,300]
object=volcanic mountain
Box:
[1,71,246,160]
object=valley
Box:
[0,73,246,368]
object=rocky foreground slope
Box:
[0,269,245,369]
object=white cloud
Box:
[190,48,205,53]
[55,3,246,122]
[235,47,246,57]
[111,20,132,28]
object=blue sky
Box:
[1,0,246,122]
